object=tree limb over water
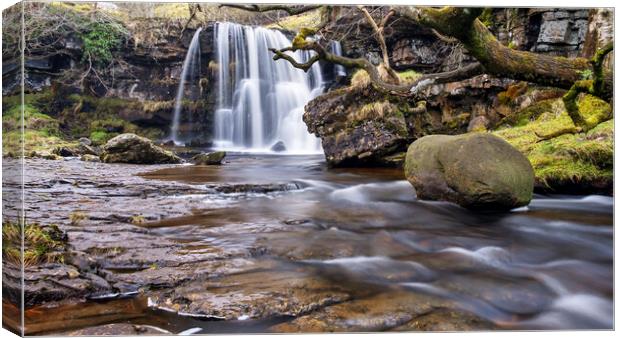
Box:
[228,5,613,108]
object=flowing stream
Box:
[21,155,613,334]
[213,22,323,153]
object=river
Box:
[11,154,613,334]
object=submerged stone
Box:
[270,141,287,152]
[80,154,101,163]
[404,133,534,211]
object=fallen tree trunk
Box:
[398,7,613,99]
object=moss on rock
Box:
[2,103,77,157]
[101,133,181,164]
[494,97,612,194]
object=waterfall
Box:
[213,22,323,154]
[330,40,347,78]
[170,27,202,145]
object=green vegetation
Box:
[1,91,169,156]
[479,8,494,27]
[69,211,88,226]
[350,69,371,88]
[397,70,422,84]
[497,82,528,106]
[61,94,166,145]
[577,93,612,130]
[494,96,613,189]
[350,69,421,88]
[152,3,192,18]
[89,130,109,145]
[266,9,322,32]
[2,221,67,267]
[82,21,128,66]
[130,215,146,225]
[2,101,75,157]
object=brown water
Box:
[13,154,613,334]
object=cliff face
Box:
[3,14,218,145]
[339,8,599,74]
[305,8,613,168]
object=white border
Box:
[0,1,617,338]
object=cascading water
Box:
[330,40,347,78]
[213,22,323,154]
[170,27,202,144]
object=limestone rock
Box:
[101,133,182,164]
[192,151,226,165]
[80,154,101,163]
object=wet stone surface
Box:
[2,154,613,333]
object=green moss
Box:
[152,3,192,18]
[499,99,556,127]
[494,98,613,189]
[397,69,422,84]
[351,69,370,88]
[266,9,322,32]
[2,90,55,110]
[576,94,612,130]
[479,8,494,27]
[2,102,73,156]
[89,130,112,145]
[2,221,67,267]
[61,94,166,143]
[497,82,528,106]
[445,113,471,129]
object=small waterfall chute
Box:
[213,22,323,154]
[170,27,202,145]
[330,40,347,79]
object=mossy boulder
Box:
[192,151,226,165]
[404,133,534,211]
[101,133,182,164]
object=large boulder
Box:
[192,151,226,165]
[404,133,534,211]
[101,133,182,164]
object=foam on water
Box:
[329,181,415,203]
[439,246,512,268]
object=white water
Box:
[170,28,203,144]
[330,40,347,78]
[213,22,323,154]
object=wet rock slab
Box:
[148,259,352,320]
[271,290,440,332]
[60,324,172,336]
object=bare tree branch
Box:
[219,4,321,15]
[356,6,399,83]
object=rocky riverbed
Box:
[2,154,613,334]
